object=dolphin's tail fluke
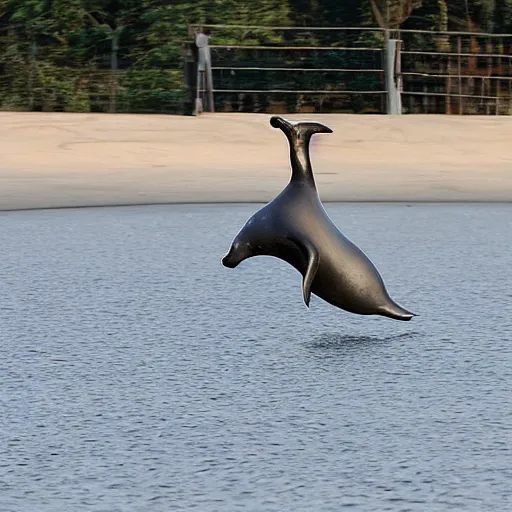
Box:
[378,301,417,321]
[269,116,332,186]
[270,116,333,137]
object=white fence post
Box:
[385,37,402,115]
[194,32,215,115]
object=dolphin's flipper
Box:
[303,244,319,307]
[288,236,319,307]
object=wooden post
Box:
[28,39,36,111]
[26,4,36,111]
[496,38,502,115]
[509,78,512,115]
[487,39,492,115]
[481,78,487,114]
[457,36,462,114]
[184,40,199,116]
[109,30,119,113]
[446,54,452,115]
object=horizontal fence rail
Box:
[402,50,512,58]
[191,24,512,36]
[211,67,382,72]
[213,89,387,94]
[210,45,384,51]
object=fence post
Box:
[184,40,198,116]
[109,30,119,113]
[194,32,215,115]
[395,39,403,114]
[385,36,402,115]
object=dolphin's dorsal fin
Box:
[270,116,333,187]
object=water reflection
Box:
[306,330,421,352]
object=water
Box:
[1,203,511,511]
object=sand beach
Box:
[1,112,511,210]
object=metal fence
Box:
[398,28,512,114]
[2,23,511,115]
[187,25,388,114]
[188,24,512,115]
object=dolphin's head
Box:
[222,237,252,268]
[222,216,267,269]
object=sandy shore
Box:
[1,112,511,211]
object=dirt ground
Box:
[1,112,511,210]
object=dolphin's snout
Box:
[222,247,237,268]
[222,242,245,269]
[222,256,238,269]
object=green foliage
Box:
[0,0,510,113]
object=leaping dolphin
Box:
[222,116,416,321]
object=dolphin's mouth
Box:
[222,246,241,268]
[222,255,239,268]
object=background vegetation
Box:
[0,0,511,113]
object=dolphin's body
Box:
[222,116,416,321]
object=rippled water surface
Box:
[1,203,511,511]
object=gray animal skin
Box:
[222,116,416,321]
